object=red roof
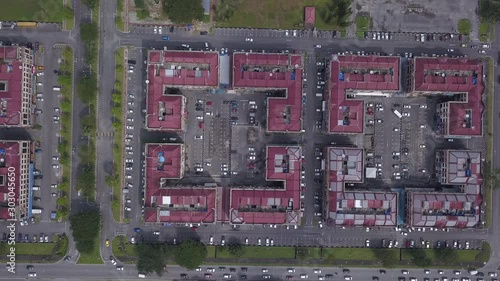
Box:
[305,7,315,24]
[146,91,184,130]
[0,47,25,126]
[232,53,303,132]
[230,146,302,224]
[146,51,219,131]
[413,58,484,136]
[144,143,216,223]
[329,56,400,133]
[0,141,21,219]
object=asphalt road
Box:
[1,0,500,278]
[2,263,492,281]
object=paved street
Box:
[0,0,500,278]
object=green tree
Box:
[319,0,353,28]
[62,6,74,20]
[136,243,166,276]
[82,0,99,9]
[372,249,398,268]
[162,0,204,24]
[69,210,100,254]
[434,248,458,264]
[175,239,207,269]
[226,240,245,257]
[77,76,97,105]
[407,248,432,267]
[484,162,500,189]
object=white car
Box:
[126,125,134,130]
[52,164,59,169]
[153,231,160,235]
[403,112,410,117]
[127,117,134,122]
[52,156,59,161]
[28,272,37,277]
[153,26,157,34]
[447,49,454,52]
[315,44,322,48]
[314,269,321,274]
[116,266,124,271]
[245,38,253,42]
[479,50,486,54]
[158,26,162,34]
[365,239,370,247]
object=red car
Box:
[206,101,212,106]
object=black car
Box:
[17,233,22,242]
[169,26,174,33]
[180,273,187,279]
[240,275,247,279]
[24,234,29,241]
[241,267,248,272]
[200,31,208,35]
[127,60,136,65]
[27,265,34,270]
[343,269,350,273]
[26,42,33,49]
[229,268,236,272]
[2,233,6,241]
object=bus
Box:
[16,22,37,28]
[393,109,402,118]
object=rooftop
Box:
[232,53,303,132]
[304,7,316,24]
[413,57,484,136]
[446,150,482,185]
[0,47,25,126]
[0,141,21,219]
[329,55,400,133]
[146,94,184,131]
[326,147,398,226]
[409,192,481,228]
[144,143,216,223]
[230,146,302,224]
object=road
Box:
[1,0,500,278]
[2,263,493,281]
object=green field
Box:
[206,245,216,258]
[112,235,137,257]
[0,242,55,255]
[485,57,495,228]
[216,246,295,259]
[217,0,344,30]
[401,249,480,263]
[356,15,372,38]
[0,0,63,22]
[77,237,103,264]
[323,248,383,261]
[457,18,470,36]
[479,21,490,42]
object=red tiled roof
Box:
[0,47,24,126]
[146,88,184,130]
[233,53,303,132]
[329,55,400,133]
[230,146,302,224]
[144,143,216,223]
[413,57,484,136]
[305,7,316,24]
[148,50,219,87]
[0,141,20,218]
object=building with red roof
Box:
[144,143,217,223]
[328,55,400,134]
[412,57,484,137]
[0,140,31,220]
[405,149,483,229]
[407,192,481,228]
[232,53,303,132]
[146,50,219,131]
[0,46,34,127]
[230,146,302,224]
[304,7,315,27]
[325,147,398,226]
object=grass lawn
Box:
[356,15,372,39]
[0,243,55,255]
[479,21,490,42]
[0,0,63,22]
[112,235,137,257]
[217,0,343,30]
[116,0,125,32]
[216,246,295,259]
[401,249,480,263]
[457,18,470,36]
[323,248,381,261]
[302,247,321,259]
[77,236,103,264]
[476,242,491,264]
[206,245,216,258]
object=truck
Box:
[393,109,402,118]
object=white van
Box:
[138,273,146,278]
[316,93,323,97]
[53,86,61,91]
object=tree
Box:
[69,210,100,254]
[62,6,74,20]
[175,239,207,269]
[162,0,204,24]
[82,0,99,9]
[484,162,500,189]
[372,249,398,268]
[434,248,458,264]
[407,248,432,267]
[226,240,245,257]
[319,0,353,28]
[136,243,166,276]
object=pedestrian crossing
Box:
[96,131,114,137]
